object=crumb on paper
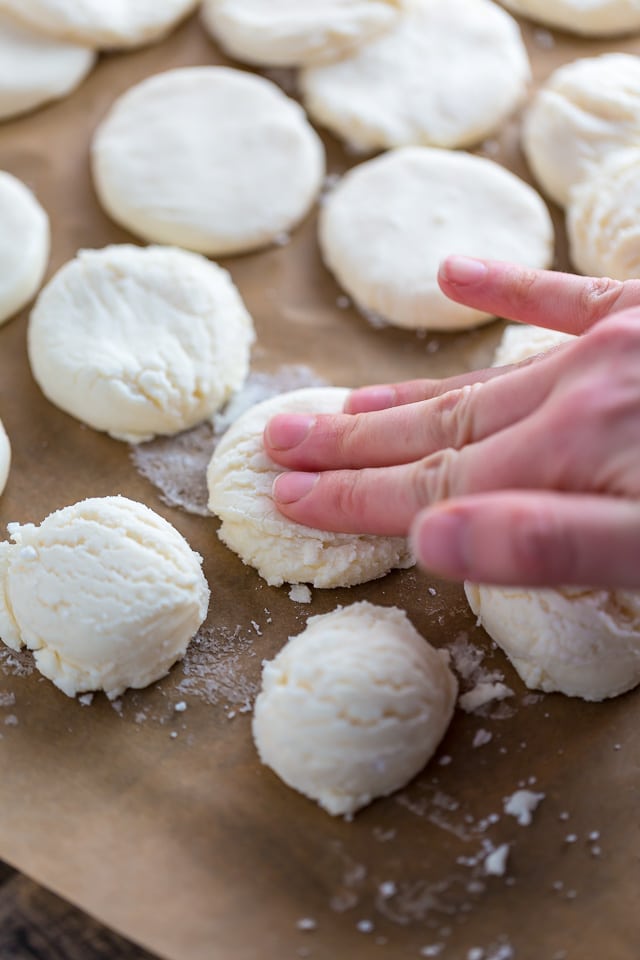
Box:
[420,945,444,957]
[356,919,374,934]
[484,843,509,877]
[504,789,545,826]
[472,728,492,748]
[295,917,316,932]
[289,583,312,604]
[78,693,94,707]
[174,700,187,712]
[459,682,514,713]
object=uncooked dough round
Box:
[0,10,95,121]
[201,0,402,67]
[252,601,458,815]
[0,0,199,49]
[0,171,49,326]
[319,147,554,331]
[522,54,640,208]
[300,0,530,152]
[0,496,210,699]
[207,387,414,587]
[28,244,255,443]
[0,420,10,496]
[91,67,325,256]
[465,583,640,701]
[567,148,640,279]
[499,0,640,37]
[493,323,575,368]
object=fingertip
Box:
[344,385,397,414]
[438,256,489,289]
[410,506,470,581]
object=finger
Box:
[411,491,640,588]
[438,256,640,335]
[345,367,510,414]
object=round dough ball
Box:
[207,387,414,587]
[0,10,95,121]
[319,147,554,331]
[0,419,10,496]
[493,323,575,368]
[567,148,640,279]
[499,0,640,36]
[0,496,210,699]
[253,601,458,815]
[0,171,49,326]
[465,583,640,701]
[28,244,255,443]
[201,0,402,68]
[91,67,326,256]
[522,54,640,208]
[300,0,530,152]
[0,0,199,49]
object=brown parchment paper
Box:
[0,12,639,960]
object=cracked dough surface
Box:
[91,66,325,256]
[499,0,640,37]
[207,387,414,587]
[27,244,255,443]
[0,171,49,326]
[252,601,458,815]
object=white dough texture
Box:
[300,0,530,152]
[0,10,95,121]
[522,53,640,208]
[0,420,10,496]
[201,0,402,67]
[91,67,325,256]
[252,601,458,815]
[493,323,575,368]
[319,147,554,331]
[499,0,640,37]
[567,148,640,279]
[0,496,210,699]
[465,583,640,701]
[0,0,199,49]
[207,387,414,587]
[28,244,255,443]
[0,171,49,326]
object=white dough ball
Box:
[0,171,49,326]
[253,602,458,815]
[28,244,255,443]
[207,387,414,587]
[300,0,530,152]
[499,0,640,36]
[201,0,402,67]
[522,54,640,208]
[319,147,554,331]
[493,323,575,368]
[0,0,199,49]
[0,419,10,496]
[91,67,326,256]
[567,148,640,279]
[465,584,640,701]
[0,496,210,699]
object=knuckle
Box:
[511,265,539,299]
[430,383,484,449]
[578,276,625,322]
[413,449,459,505]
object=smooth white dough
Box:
[0,0,199,49]
[0,171,49,326]
[319,147,554,331]
[499,0,640,37]
[201,0,402,67]
[0,10,95,121]
[567,148,640,279]
[0,496,210,699]
[0,420,10,496]
[91,67,325,256]
[28,244,255,443]
[522,54,640,208]
[493,323,575,368]
[252,601,458,815]
[207,387,414,587]
[300,0,530,152]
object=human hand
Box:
[264,258,640,588]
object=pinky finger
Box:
[345,366,510,414]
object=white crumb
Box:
[289,584,312,604]
[504,789,545,826]
[459,682,514,713]
[484,843,509,876]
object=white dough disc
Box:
[0,10,95,121]
[300,0,530,152]
[207,387,414,587]
[319,147,554,331]
[499,0,640,37]
[0,0,199,49]
[92,67,326,256]
[252,601,458,815]
[0,496,210,699]
[201,0,402,67]
[465,583,640,701]
[28,244,255,443]
[0,171,49,326]
[522,54,640,208]
[0,419,10,495]
[567,148,640,279]
[493,323,575,368]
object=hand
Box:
[263,258,640,588]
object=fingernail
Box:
[272,472,319,504]
[440,256,488,286]
[411,509,468,579]
[345,386,396,414]
[265,414,315,450]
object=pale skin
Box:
[262,256,640,589]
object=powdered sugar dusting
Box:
[176,624,259,709]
